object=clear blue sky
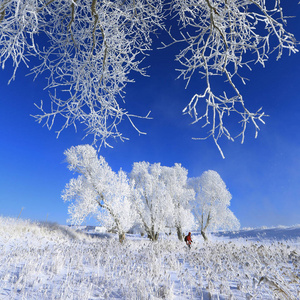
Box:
[1,3,299,228]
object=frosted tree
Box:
[62,145,135,242]
[188,170,240,241]
[0,1,298,155]
[130,162,174,241]
[160,164,195,241]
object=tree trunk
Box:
[200,211,211,241]
[176,226,183,241]
[201,229,208,241]
[118,232,125,243]
[147,227,159,241]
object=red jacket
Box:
[185,232,192,244]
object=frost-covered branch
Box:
[169,0,298,157]
[0,0,164,147]
[0,0,298,156]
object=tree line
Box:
[62,145,240,242]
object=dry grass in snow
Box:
[0,217,299,299]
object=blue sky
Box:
[0,3,299,228]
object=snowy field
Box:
[0,217,299,299]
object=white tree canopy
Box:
[62,144,135,241]
[61,146,240,241]
[130,161,173,240]
[130,162,196,240]
[0,1,298,156]
[188,170,240,239]
[160,163,196,239]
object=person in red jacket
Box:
[184,232,192,249]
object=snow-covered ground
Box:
[212,225,300,244]
[0,217,299,299]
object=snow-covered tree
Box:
[0,1,298,156]
[130,162,195,241]
[160,164,195,241]
[188,170,240,241]
[130,162,173,241]
[62,145,135,242]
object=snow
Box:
[212,225,300,244]
[0,217,299,299]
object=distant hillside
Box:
[210,225,300,242]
